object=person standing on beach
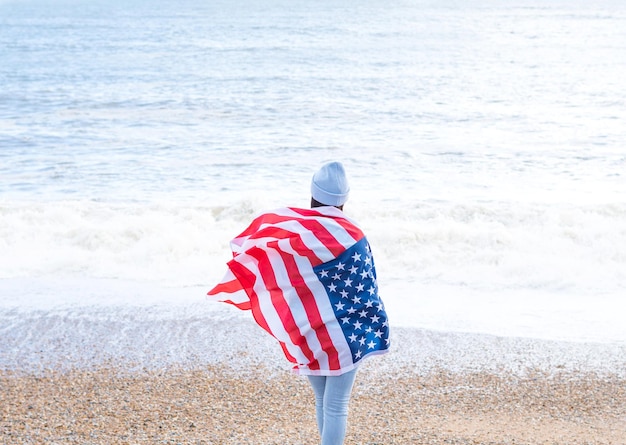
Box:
[208,161,390,445]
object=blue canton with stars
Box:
[314,237,390,363]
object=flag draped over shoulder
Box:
[208,206,390,376]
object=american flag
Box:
[208,206,390,375]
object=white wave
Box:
[1,198,624,343]
[354,200,626,295]
[1,199,624,295]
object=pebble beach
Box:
[2,304,625,444]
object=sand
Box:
[1,304,625,444]
[2,364,625,444]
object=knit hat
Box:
[311,161,350,206]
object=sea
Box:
[1,0,625,357]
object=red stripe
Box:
[207,278,251,310]
[237,211,294,238]
[227,260,271,332]
[278,341,298,365]
[227,261,298,363]
[295,218,347,258]
[278,238,340,370]
[245,213,358,261]
[289,207,364,242]
[219,300,252,310]
[207,279,241,296]
[246,246,319,370]
[238,208,363,246]
[248,226,327,267]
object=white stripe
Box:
[280,207,361,250]
[229,207,298,254]
[277,239,354,370]
[208,269,249,305]
[233,222,339,264]
[234,213,359,263]
[269,240,331,370]
[241,250,313,367]
[272,220,335,260]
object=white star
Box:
[365,299,374,308]
[351,295,361,304]
[365,256,372,266]
[336,262,345,271]
[383,320,389,328]
[358,310,368,318]
[332,273,342,281]
[343,278,353,287]
[367,340,377,349]
[353,320,363,330]
[335,302,345,311]
[351,252,362,262]
[370,314,380,323]
[355,350,363,359]
[348,265,358,275]
[356,283,365,292]
[347,307,357,314]
[340,290,349,299]
[348,333,358,343]
[365,326,373,333]
[385,338,391,345]
[319,270,329,278]
[374,329,383,338]
[341,316,351,324]
[367,286,376,295]
[328,283,337,292]
[360,270,369,280]
[359,337,366,346]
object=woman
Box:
[208,161,390,444]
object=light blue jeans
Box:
[307,368,358,445]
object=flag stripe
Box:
[228,250,314,367]
[266,218,355,262]
[247,226,330,266]
[289,207,364,242]
[227,254,300,365]
[235,210,297,239]
[246,219,356,254]
[277,237,357,370]
[207,271,252,309]
[294,219,352,259]
[207,278,240,295]
[233,208,362,257]
[247,245,320,370]
[277,238,341,370]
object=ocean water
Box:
[1,0,625,346]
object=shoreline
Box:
[2,303,625,377]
